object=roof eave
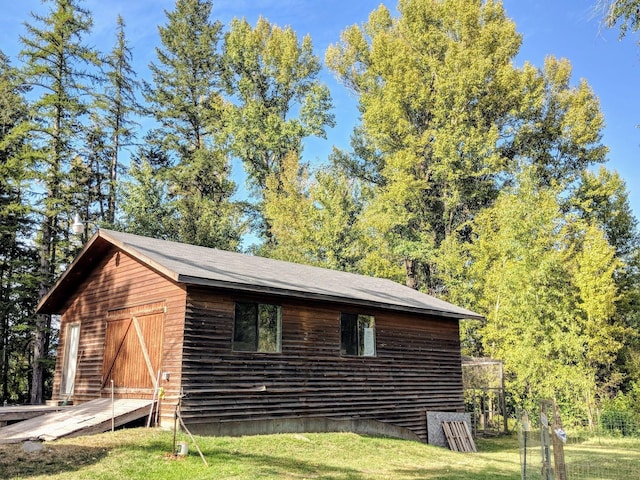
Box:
[36,232,104,314]
[37,229,183,314]
[178,274,484,321]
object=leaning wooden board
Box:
[442,420,477,452]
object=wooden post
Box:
[111,380,115,432]
[551,401,567,480]
[540,400,553,480]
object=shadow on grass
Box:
[392,464,520,480]
[104,438,367,478]
[130,434,523,479]
[0,443,109,479]
[207,447,367,479]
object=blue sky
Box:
[1,0,639,221]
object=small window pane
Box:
[258,304,282,353]
[341,313,375,356]
[359,315,376,357]
[233,302,281,353]
[233,303,257,351]
[340,313,358,355]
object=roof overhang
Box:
[178,275,482,320]
[36,230,181,315]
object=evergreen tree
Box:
[0,51,39,403]
[144,0,241,249]
[119,155,177,240]
[102,15,139,225]
[19,0,100,404]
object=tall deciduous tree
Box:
[599,0,640,37]
[501,57,607,187]
[144,0,240,249]
[327,0,608,293]
[326,0,522,291]
[450,168,626,420]
[261,155,365,272]
[19,0,100,404]
[224,16,334,244]
[573,167,640,396]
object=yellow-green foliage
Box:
[448,168,626,420]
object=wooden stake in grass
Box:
[172,393,208,467]
[178,415,209,467]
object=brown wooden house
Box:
[37,229,482,442]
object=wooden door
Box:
[102,311,164,396]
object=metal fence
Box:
[518,402,640,480]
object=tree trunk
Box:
[0,263,7,402]
[31,217,53,405]
[30,314,47,405]
[108,117,120,224]
[404,258,419,290]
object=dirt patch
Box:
[0,442,108,478]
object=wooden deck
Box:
[0,398,154,444]
[0,405,67,427]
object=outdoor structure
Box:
[37,229,482,443]
[462,356,508,437]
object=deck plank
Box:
[0,398,154,444]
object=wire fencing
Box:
[518,402,640,480]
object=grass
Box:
[2,428,637,480]
[0,429,521,480]
[563,436,640,480]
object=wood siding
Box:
[52,247,186,425]
[180,287,464,442]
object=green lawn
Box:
[12,428,639,480]
[0,429,521,480]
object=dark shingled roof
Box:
[37,229,483,320]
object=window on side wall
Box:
[233,302,282,353]
[340,313,376,356]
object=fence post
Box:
[551,401,567,480]
[540,400,553,480]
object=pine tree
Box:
[19,0,100,404]
[0,51,39,403]
[119,153,177,240]
[143,0,241,249]
[101,15,140,226]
